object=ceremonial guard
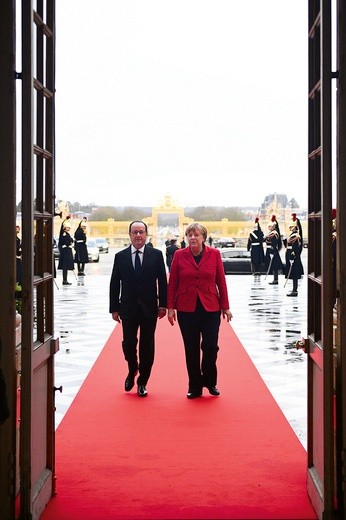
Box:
[291,212,303,252]
[166,238,179,272]
[265,215,283,285]
[270,214,282,251]
[74,218,89,276]
[247,217,265,275]
[284,220,304,296]
[58,217,75,285]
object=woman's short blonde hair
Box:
[185,223,208,241]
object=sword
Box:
[284,259,294,287]
[265,253,274,280]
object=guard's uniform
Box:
[285,226,304,296]
[247,219,264,275]
[291,213,303,253]
[265,228,283,284]
[58,219,74,285]
[74,220,89,275]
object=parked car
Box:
[215,237,236,248]
[95,237,109,253]
[220,247,265,275]
[86,239,100,262]
[221,247,287,275]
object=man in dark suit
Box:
[109,221,167,397]
[165,238,179,272]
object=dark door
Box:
[19,1,58,517]
[306,0,346,518]
[335,1,346,516]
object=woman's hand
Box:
[222,309,233,322]
[167,308,176,326]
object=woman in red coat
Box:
[167,223,232,399]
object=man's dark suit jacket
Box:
[109,245,167,320]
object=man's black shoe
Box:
[269,280,278,285]
[137,385,148,397]
[207,386,220,396]
[62,281,72,285]
[124,371,137,392]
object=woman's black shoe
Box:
[208,386,220,396]
[137,385,148,397]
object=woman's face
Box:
[187,228,204,252]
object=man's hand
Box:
[112,312,121,323]
[158,308,167,319]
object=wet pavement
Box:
[229,251,308,449]
[53,247,308,448]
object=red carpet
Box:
[41,319,316,520]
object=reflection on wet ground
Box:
[53,255,115,430]
[54,248,308,449]
[228,250,308,448]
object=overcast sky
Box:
[55,0,308,210]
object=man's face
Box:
[129,222,147,249]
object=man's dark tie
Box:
[135,250,141,276]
